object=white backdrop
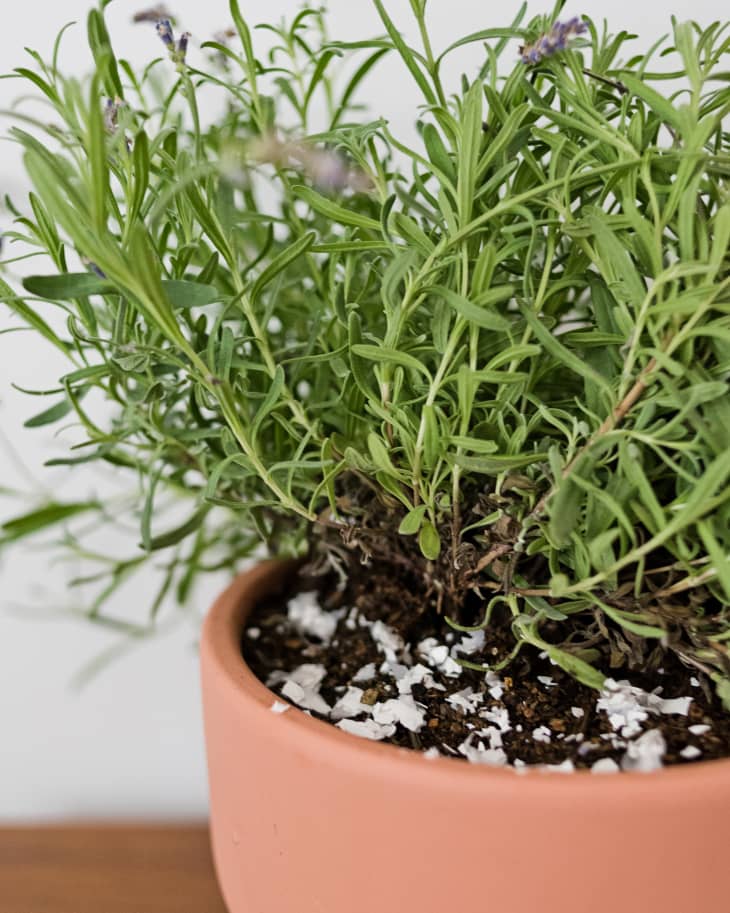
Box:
[0,0,723,820]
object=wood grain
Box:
[0,824,228,913]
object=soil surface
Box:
[242,561,730,771]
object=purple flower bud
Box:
[177,31,190,61]
[156,18,174,47]
[103,96,125,133]
[566,16,587,34]
[81,257,107,279]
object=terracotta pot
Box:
[200,560,730,913]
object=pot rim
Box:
[201,558,730,801]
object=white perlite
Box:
[689,724,711,736]
[680,745,702,760]
[281,679,331,715]
[621,729,667,772]
[270,700,290,714]
[458,734,508,767]
[287,591,338,643]
[395,663,444,695]
[417,638,463,678]
[336,718,395,741]
[447,687,484,715]
[370,620,405,662]
[597,678,693,739]
[597,680,651,738]
[485,671,504,700]
[330,686,367,721]
[352,662,376,683]
[591,757,620,774]
[532,726,552,744]
[271,663,331,715]
[476,726,505,751]
[481,705,512,733]
[372,695,426,732]
[659,696,693,715]
[454,629,485,656]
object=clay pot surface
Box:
[201,560,730,913]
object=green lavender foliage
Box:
[1,0,730,697]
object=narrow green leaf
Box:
[163,280,221,309]
[12,68,59,105]
[453,452,548,472]
[87,8,124,99]
[0,277,70,356]
[433,285,513,331]
[518,302,612,393]
[24,395,77,428]
[619,74,682,131]
[423,123,455,183]
[87,73,108,234]
[371,0,436,105]
[437,23,527,64]
[449,436,499,454]
[368,432,398,476]
[251,365,286,441]
[348,313,376,398]
[1,502,98,541]
[592,597,666,639]
[145,505,210,551]
[24,273,112,300]
[697,520,730,601]
[23,274,220,309]
[251,231,316,302]
[542,644,605,690]
[293,185,380,232]
[457,81,482,223]
[351,344,431,379]
[130,129,150,224]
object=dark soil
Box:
[242,560,730,769]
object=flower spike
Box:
[519,17,588,65]
[156,18,174,48]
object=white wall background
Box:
[0,0,723,821]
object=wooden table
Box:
[0,824,228,912]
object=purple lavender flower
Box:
[81,257,107,279]
[154,17,191,69]
[176,31,191,63]
[156,18,174,47]
[519,17,588,65]
[103,96,124,133]
[248,134,373,194]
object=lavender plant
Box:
[1,1,729,705]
